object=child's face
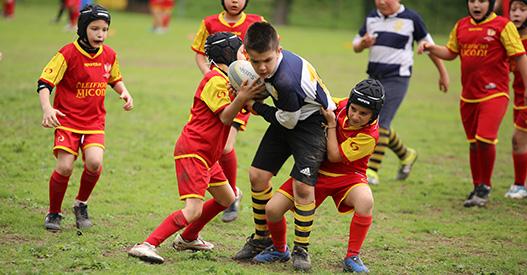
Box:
[224,0,246,16]
[347,103,373,128]
[510,1,527,29]
[468,0,490,21]
[375,0,401,16]
[86,19,109,48]
[246,47,281,79]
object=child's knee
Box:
[265,203,284,221]
[84,161,102,173]
[56,163,74,176]
[182,207,202,223]
[353,194,374,216]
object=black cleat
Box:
[292,246,311,271]
[463,185,491,207]
[73,203,93,229]
[44,213,63,232]
[233,234,273,261]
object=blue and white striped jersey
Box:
[354,5,434,79]
[261,50,336,129]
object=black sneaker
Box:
[73,203,93,229]
[233,234,273,261]
[463,185,491,207]
[292,246,311,271]
[44,213,62,231]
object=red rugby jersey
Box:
[39,41,122,133]
[318,98,379,177]
[174,67,233,167]
[511,37,527,108]
[447,13,525,102]
[191,11,265,54]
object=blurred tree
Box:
[273,0,292,25]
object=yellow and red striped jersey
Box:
[191,11,265,55]
[447,13,525,103]
[174,67,234,168]
[38,41,122,133]
[318,98,379,177]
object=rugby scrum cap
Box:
[205,32,242,66]
[467,0,495,23]
[77,5,111,41]
[347,79,385,124]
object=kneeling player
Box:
[252,79,384,273]
[127,32,264,264]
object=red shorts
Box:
[175,156,228,200]
[64,0,80,8]
[514,107,527,132]
[53,129,105,158]
[278,174,368,214]
[460,96,509,144]
[149,0,174,8]
[233,108,251,131]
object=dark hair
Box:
[244,22,279,53]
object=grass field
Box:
[1,3,526,274]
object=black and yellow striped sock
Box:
[368,127,389,172]
[252,186,273,239]
[388,128,408,160]
[293,201,316,248]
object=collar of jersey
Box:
[469,12,497,25]
[219,11,247,28]
[265,51,283,80]
[74,40,103,59]
[212,66,227,78]
[376,4,405,19]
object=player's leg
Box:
[129,198,203,264]
[221,126,241,223]
[234,125,288,261]
[253,182,294,263]
[45,129,79,231]
[46,150,75,231]
[74,138,104,229]
[128,157,209,263]
[340,184,373,273]
[287,114,326,271]
[176,164,235,250]
[460,101,481,207]
[506,110,527,199]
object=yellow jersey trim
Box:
[475,135,498,144]
[179,194,204,201]
[514,105,527,110]
[209,180,228,187]
[514,123,527,132]
[319,170,345,177]
[218,11,247,28]
[174,154,210,169]
[82,143,105,151]
[56,126,105,134]
[53,146,78,156]
[460,93,509,103]
[73,40,103,59]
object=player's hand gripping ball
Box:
[228,60,270,100]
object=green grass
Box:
[1,3,526,274]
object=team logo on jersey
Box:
[487,29,496,36]
[58,135,65,142]
[103,63,112,79]
[45,68,53,74]
[394,20,404,32]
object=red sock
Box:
[180,199,226,241]
[513,152,527,186]
[469,144,480,187]
[3,0,14,17]
[49,171,71,214]
[162,14,171,28]
[145,210,188,246]
[219,149,238,195]
[268,217,287,252]
[76,166,102,202]
[478,142,496,187]
[346,214,372,257]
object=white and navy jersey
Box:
[354,5,433,78]
[254,50,335,129]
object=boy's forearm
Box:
[38,88,53,112]
[515,55,527,96]
[219,97,246,125]
[112,81,127,94]
[195,53,210,75]
[429,54,448,75]
[428,45,457,60]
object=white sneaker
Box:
[504,184,527,199]
[128,242,164,264]
[172,234,214,251]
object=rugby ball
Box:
[228,60,262,91]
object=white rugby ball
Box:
[228,60,262,91]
